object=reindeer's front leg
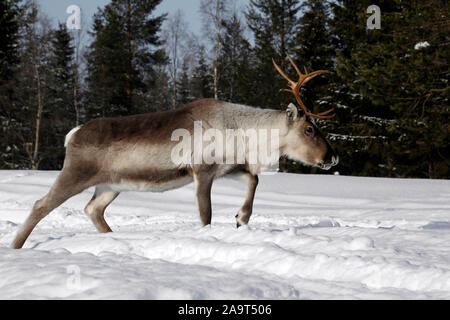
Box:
[236,173,259,228]
[194,171,215,226]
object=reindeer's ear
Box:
[286,103,298,120]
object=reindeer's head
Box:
[274,54,339,170]
[282,103,338,170]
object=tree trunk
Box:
[74,72,79,126]
[172,30,178,109]
[279,0,286,108]
[387,157,393,178]
[213,0,221,100]
[428,162,433,179]
[33,62,42,170]
[74,31,80,126]
[125,0,133,101]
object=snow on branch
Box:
[414,41,430,50]
[327,133,387,141]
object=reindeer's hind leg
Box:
[84,185,119,233]
[236,173,259,228]
[194,170,215,226]
[10,168,94,249]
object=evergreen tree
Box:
[282,0,336,174]
[191,46,214,100]
[0,0,20,82]
[328,0,392,177]
[217,13,252,104]
[85,0,166,119]
[331,0,449,178]
[178,58,193,106]
[246,0,300,109]
[40,23,75,170]
[294,0,334,111]
[0,0,21,168]
[147,64,171,111]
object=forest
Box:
[0,0,448,179]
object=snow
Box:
[0,170,449,300]
[414,41,430,50]
[327,133,387,141]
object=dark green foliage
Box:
[330,0,449,178]
[3,1,53,169]
[217,13,252,104]
[0,0,447,178]
[85,0,166,118]
[178,59,193,106]
[191,46,214,100]
[294,0,334,110]
[246,0,301,109]
[0,0,21,168]
[40,23,75,170]
[283,0,335,174]
[0,0,20,81]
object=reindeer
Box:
[10,55,338,249]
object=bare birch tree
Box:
[17,3,52,169]
[163,10,189,109]
[199,0,230,100]
[71,10,87,127]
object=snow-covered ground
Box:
[0,170,449,299]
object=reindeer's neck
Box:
[230,104,288,134]
[226,104,288,174]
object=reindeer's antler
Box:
[272,54,335,119]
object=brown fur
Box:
[10,99,337,249]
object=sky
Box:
[37,0,248,37]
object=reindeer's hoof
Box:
[235,214,241,228]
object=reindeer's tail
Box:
[64,126,82,148]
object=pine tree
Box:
[352,0,449,178]
[294,0,334,110]
[178,58,193,106]
[0,0,21,168]
[246,0,301,109]
[40,23,75,170]
[191,46,214,100]
[0,0,20,82]
[328,0,392,177]
[281,0,336,174]
[330,0,449,178]
[147,64,171,111]
[217,13,252,104]
[85,0,166,119]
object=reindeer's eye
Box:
[305,126,314,136]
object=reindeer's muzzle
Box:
[317,148,339,171]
